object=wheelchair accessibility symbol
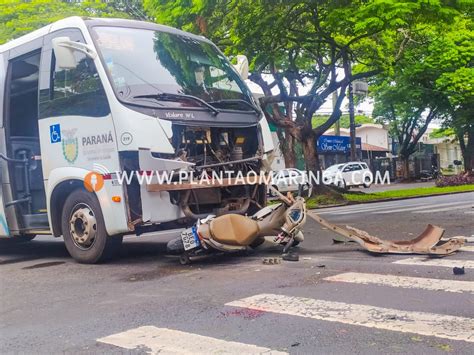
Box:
[50,124,61,143]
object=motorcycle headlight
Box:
[288,208,302,223]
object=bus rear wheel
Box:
[61,189,122,264]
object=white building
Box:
[270,131,286,171]
[422,129,463,171]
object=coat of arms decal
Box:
[61,128,79,164]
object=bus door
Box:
[3,47,48,232]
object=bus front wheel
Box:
[61,189,122,264]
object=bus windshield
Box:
[91,26,255,110]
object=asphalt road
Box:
[1,192,473,354]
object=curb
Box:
[310,189,474,210]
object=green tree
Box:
[432,16,474,174]
[145,0,464,175]
[373,13,473,177]
[0,0,144,44]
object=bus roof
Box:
[0,16,211,54]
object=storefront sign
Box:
[317,135,361,153]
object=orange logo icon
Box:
[84,172,104,192]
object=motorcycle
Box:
[167,186,308,264]
[420,165,442,181]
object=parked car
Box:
[269,169,310,195]
[323,162,373,189]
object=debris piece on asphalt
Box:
[453,266,465,275]
[310,212,466,255]
[291,342,300,347]
[317,264,326,268]
[262,257,281,265]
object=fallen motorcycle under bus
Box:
[167,181,466,264]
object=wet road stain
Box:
[22,261,66,269]
[123,266,189,282]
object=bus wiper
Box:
[208,99,261,115]
[134,92,220,116]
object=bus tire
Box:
[61,189,122,264]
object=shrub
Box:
[435,174,474,187]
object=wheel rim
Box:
[69,204,97,250]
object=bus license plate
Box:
[181,227,200,251]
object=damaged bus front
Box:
[0,17,273,263]
[88,21,273,230]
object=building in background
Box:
[422,129,463,172]
[269,125,286,171]
[325,123,389,161]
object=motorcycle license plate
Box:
[181,226,200,251]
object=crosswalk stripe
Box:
[97,326,286,354]
[226,294,474,343]
[317,202,429,215]
[315,202,405,215]
[461,246,474,252]
[414,204,473,213]
[373,201,469,214]
[330,203,435,215]
[323,272,474,294]
[393,257,474,269]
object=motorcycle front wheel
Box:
[167,237,185,254]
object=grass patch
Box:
[306,194,344,209]
[272,184,474,209]
[343,184,474,203]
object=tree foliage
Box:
[0,0,146,44]
[372,12,473,175]
[145,0,467,172]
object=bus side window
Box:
[39,30,110,119]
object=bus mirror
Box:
[233,55,249,80]
[52,37,97,69]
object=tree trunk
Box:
[465,129,474,175]
[401,156,410,180]
[458,127,474,175]
[302,132,320,176]
[276,128,296,168]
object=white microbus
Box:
[0,17,274,263]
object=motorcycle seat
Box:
[210,214,260,246]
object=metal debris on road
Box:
[262,257,282,265]
[453,267,465,275]
[310,213,466,256]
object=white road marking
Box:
[226,294,474,343]
[97,326,287,354]
[323,272,474,294]
[315,202,406,215]
[414,204,473,213]
[393,257,474,269]
[325,204,430,215]
[373,201,470,214]
[316,202,430,215]
[461,246,474,252]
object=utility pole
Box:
[332,90,340,136]
[348,77,357,161]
